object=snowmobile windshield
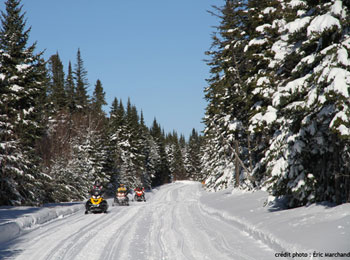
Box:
[92,190,101,196]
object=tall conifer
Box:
[48,52,66,111]
[0,0,48,205]
[74,48,89,111]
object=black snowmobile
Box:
[85,189,108,214]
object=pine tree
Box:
[262,0,350,207]
[203,0,252,191]
[74,48,89,112]
[48,52,66,111]
[0,0,48,205]
[91,79,107,116]
[186,129,202,181]
[108,98,127,187]
[139,111,155,189]
[150,118,171,186]
[65,61,75,112]
[165,131,186,181]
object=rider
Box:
[117,183,128,194]
[91,179,103,195]
[134,186,145,201]
[134,186,144,192]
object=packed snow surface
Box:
[0,181,349,259]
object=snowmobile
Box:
[134,189,146,202]
[113,191,129,206]
[85,189,108,214]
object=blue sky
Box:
[15,0,222,138]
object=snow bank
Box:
[199,188,350,259]
[0,203,84,244]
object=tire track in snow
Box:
[64,205,140,260]
[5,182,276,260]
[168,184,239,259]
[192,203,257,260]
[44,208,125,260]
[198,202,277,258]
[7,208,85,252]
[5,208,110,260]
[100,204,144,260]
[146,183,194,260]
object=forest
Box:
[0,0,202,205]
[202,0,350,208]
[1,0,350,208]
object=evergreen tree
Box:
[186,129,202,181]
[0,0,48,205]
[139,111,155,189]
[91,79,107,116]
[73,48,89,111]
[202,0,251,191]
[48,52,66,111]
[261,0,350,207]
[150,118,171,186]
[165,131,186,181]
[202,0,350,206]
[65,61,75,112]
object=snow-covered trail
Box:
[1,182,274,260]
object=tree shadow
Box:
[267,197,338,212]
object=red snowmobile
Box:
[134,187,146,202]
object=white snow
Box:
[1,182,348,259]
[270,39,290,65]
[248,38,268,47]
[307,14,341,37]
[288,0,307,8]
[15,64,30,72]
[256,24,271,33]
[272,75,311,106]
[326,68,350,98]
[10,85,22,92]
[249,106,277,132]
[285,17,311,34]
[257,76,270,86]
[337,47,350,67]
[263,7,276,14]
[271,157,289,177]
[331,0,346,19]
[0,203,84,244]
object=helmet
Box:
[95,180,101,186]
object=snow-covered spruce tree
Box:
[67,114,110,199]
[65,61,76,113]
[108,98,147,188]
[150,118,171,187]
[261,0,350,207]
[48,52,66,112]
[165,131,186,181]
[138,111,154,189]
[91,79,107,116]
[242,0,285,184]
[0,53,31,204]
[119,100,145,187]
[0,0,49,205]
[143,134,160,188]
[107,98,125,187]
[185,129,203,181]
[73,48,89,113]
[202,0,256,191]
